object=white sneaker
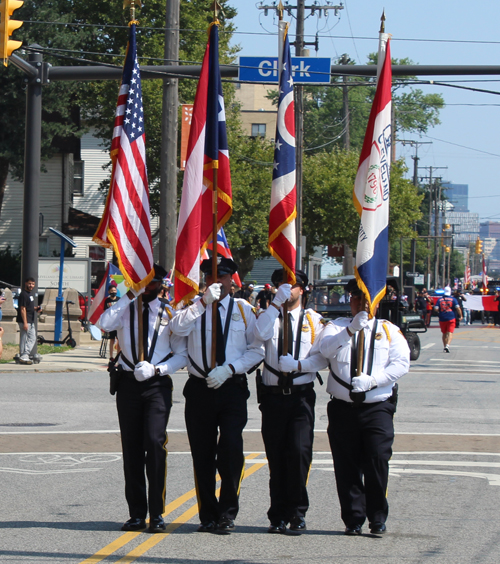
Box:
[444,345,450,353]
[20,355,33,365]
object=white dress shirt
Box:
[99,295,187,375]
[254,305,328,386]
[169,294,265,377]
[314,317,410,403]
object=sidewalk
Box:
[0,341,110,373]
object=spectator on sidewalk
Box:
[16,278,42,365]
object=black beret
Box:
[271,268,308,288]
[151,264,168,282]
[200,256,238,276]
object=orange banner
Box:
[180,104,194,170]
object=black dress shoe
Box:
[370,522,387,534]
[217,518,235,532]
[344,524,362,536]
[289,517,306,531]
[268,521,287,534]
[197,521,217,533]
[149,516,166,533]
[121,517,147,532]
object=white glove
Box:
[203,283,221,305]
[206,365,232,389]
[278,354,299,373]
[351,373,377,393]
[127,286,146,299]
[348,311,369,333]
[134,361,156,382]
[273,284,292,307]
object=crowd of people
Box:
[98,259,410,537]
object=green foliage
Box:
[297,54,445,154]
[302,149,423,256]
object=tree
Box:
[0,0,239,215]
[302,148,423,259]
[296,54,445,154]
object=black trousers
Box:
[116,375,172,519]
[327,398,396,528]
[183,376,249,524]
[260,387,315,524]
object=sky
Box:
[229,0,500,224]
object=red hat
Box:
[265,283,272,290]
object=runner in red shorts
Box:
[434,287,463,352]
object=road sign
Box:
[406,272,420,278]
[239,56,331,84]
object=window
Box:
[251,123,266,138]
[88,246,106,260]
[39,237,49,257]
[73,161,84,196]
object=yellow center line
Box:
[79,452,265,564]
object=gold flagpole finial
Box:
[211,1,222,22]
[123,0,142,23]
[380,10,386,33]
[278,1,284,21]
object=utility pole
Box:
[419,165,447,288]
[400,140,432,281]
[258,1,343,271]
[159,0,180,273]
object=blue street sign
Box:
[239,56,331,84]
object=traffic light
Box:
[0,0,24,67]
[475,237,483,254]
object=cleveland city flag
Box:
[353,32,392,316]
[174,21,232,304]
[268,22,296,285]
[93,23,154,291]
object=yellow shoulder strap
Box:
[382,321,391,342]
[237,301,247,329]
[306,312,315,344]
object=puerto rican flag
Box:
[268,21,296,285]
[89,263,122,326]
[174,22,232,305]
[201,227,243,288]
[353,32,392,317]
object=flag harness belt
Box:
[188,298,235,378]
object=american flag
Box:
[268,23,296,285]
[174,22,232,305]
[93,23,154,291]
[464,263,471,287]
[482,254,488,290]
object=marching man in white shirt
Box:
[254,269,328,534]
[314,278,410,536]
[99,264,187,534]
[169,257,264,534]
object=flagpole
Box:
[210,2,221,370]
[123,0,145,362]
[275,4,290,357]
[356,10,388,378]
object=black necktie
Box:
[216,303,225,366]
[143,303,149,360]
[287,313,294,356]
